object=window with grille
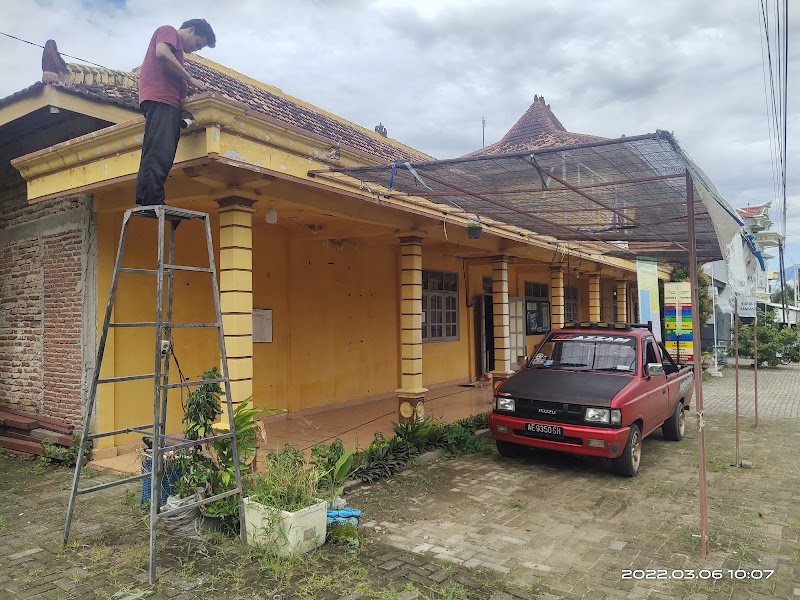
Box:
[422,270,459,342]
[565,286,578,322]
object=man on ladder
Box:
[136,19,216,206]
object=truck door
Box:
[643,337,669,434]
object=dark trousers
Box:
[135,100,182,206]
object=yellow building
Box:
[0,44,647,457]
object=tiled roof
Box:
[465,95,605,157]
[0,64,140,113]
[184,56,428,162]
[735,203,770,219]
[0,46,429,164]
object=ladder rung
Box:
[87,424,153,440]
[109,322,220,328]
[76,472,149,495]
[98,373,156,384]
[164,264,214,273]
[118,265,212,274]
[162,377,227,390]
[119,268,158,275]
[157,431,235,453]
[157,487,241,519]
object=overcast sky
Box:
[1,0,798,279]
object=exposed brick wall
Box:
[41,228,85,424]
[0,175,94,426]
[0,233,43,413]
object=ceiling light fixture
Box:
[265,200,278,224]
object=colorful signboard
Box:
[636,260,663,342]
[664,281,693,362]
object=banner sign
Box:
[737,296,756,318]
[664,281,693,362]
[636,260,663,342]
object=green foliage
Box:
[183,367,223,441]
[40,436,88,467]
[437,423,494,455]
[246,445,322,512]
[670,264,713,324]
[737,309,800,365]
[391,418,431,450]
[454,412,489,432]
[351,413,492,483]
[311,440,355,500]
[353,433,418,482]
[771,284,795,305]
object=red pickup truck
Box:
[489,321,694,476]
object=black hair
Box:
[180,19,216,48]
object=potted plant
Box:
[175,366,277,534]
[243,444,327,556]
[311,439,355,509]
[466,220,483,239]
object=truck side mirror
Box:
[646,363,665,377]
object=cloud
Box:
[0,0,797,273]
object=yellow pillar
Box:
[396,236,427,420]
[491,256,514,382]
[588,274,601,322]
[550,266,565,330]
[616,280,629,323]
[216,198,255,422]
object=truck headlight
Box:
[584,407,610,424]
[495,395,515,412]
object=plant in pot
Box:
[200,397,273,534]
[175,366,274,534]
[243,444,326,556]
[466,219,482,239]
[310,439,355,509]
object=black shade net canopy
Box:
[310,130,754,266]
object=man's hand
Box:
[189,77,207,92]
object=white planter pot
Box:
[243,497,327,556]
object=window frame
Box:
[422,269,459,342]
[525,281,551,335]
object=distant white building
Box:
[703,202,797,332]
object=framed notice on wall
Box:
[253,308,273,343]
[525,300,551,335]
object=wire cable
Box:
[0,31,110,69]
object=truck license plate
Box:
[525,423,563,439]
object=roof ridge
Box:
[187,55,430,160]
[66,63,138,89]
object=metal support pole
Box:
[686,170,710,558]
[734,297,740,467]
[754,310,759,429]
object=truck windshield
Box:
[529,333,637,373]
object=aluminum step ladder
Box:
[63,205,246,583]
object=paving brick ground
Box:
[351,362,800,599]
[1,362,799,599]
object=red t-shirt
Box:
[138,25,187,109]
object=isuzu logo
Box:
[538,408,558,415]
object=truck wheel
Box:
[662,401,685,441]
[496,440,523,458]
[612,424,641,477]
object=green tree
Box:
[737,309,800,366]
[669,264,713,324]
[770,285,795,305]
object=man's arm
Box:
[155,42,207,91]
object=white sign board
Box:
[253,308,273,343]
[737,297,756,318]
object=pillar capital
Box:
[215,197,256,212]
[396,231,426,243]
[550,264,564,273]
